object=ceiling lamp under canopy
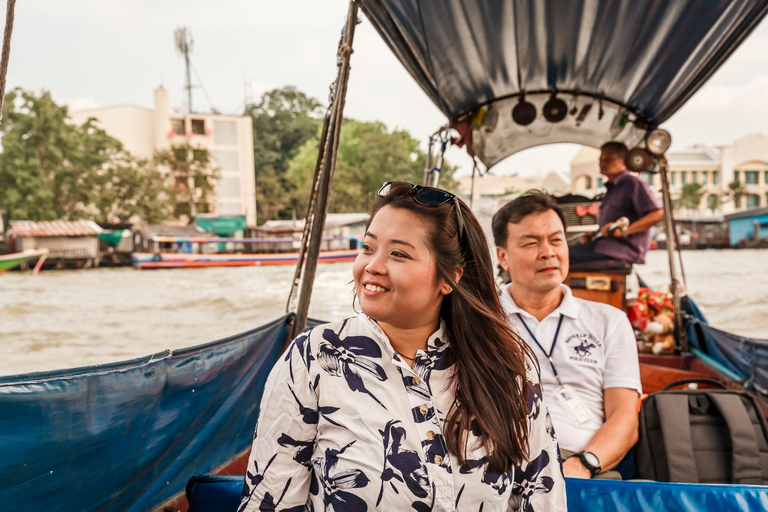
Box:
[361,0,768,169]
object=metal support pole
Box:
[658,157,687,351]
[292,0,359,338]
[423,137,434,186]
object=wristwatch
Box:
[576,450,602,477]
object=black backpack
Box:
[636,378,768,484]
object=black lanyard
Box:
[516,313,565,385]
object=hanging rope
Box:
[286,2,359,318]
[0,0,17,119]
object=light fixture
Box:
[625,147,652,173]
[512,93,536,126]
[543,92,567,123]
[646,129,672,155]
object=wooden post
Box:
[292,0,360,338]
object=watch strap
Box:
[577,450,601,476]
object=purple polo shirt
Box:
[595,170,663,264]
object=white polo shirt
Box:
[500,283,642,452]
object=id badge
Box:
[555,384,595,425]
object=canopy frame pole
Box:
[658,157,687,351]
[291,0,360,338]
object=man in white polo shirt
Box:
[492,190,641,479]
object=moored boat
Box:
[0,248,48,275]
[131,236,359,269]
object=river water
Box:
[1,249,766,376]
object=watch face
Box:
[582,451,600,468]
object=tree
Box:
[89,152,174,224]
[707,194,720,214]
[726,180,747,210]
[0,88,123,221]
[677,182,704,214]
[285,119,458,217]
[153,143,219,219]
[247,86,323,180]
[247,87,323,221]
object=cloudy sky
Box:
[7,1,768,177]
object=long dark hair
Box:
[367,183,533,473]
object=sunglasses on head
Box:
[377,181,465,238]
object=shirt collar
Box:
[500,283,580,320]
[358,313,449,356]
[606,169,629,189]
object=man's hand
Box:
[562,456,592,479]
[600,223,625,238]
[579,231,595,244]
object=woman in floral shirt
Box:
[239,182,566,511]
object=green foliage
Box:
[677,182,704,212]
[285,119,457,216]
[707,194,720,214]
[0,88,121,220]
[247,87,323,222]
[0,88,178,224]
[153,142,219,219]
[89,153,173,224]
[726,180,747,209]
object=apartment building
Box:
[69,89,256,225]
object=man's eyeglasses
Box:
[377,181,464,238]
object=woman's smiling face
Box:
[353,205,448,330]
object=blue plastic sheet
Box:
[566,477,768,512]
[183,474,768,512]
[686,317,768,395]
[0,314,291,512]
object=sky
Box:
[7,1,768,178]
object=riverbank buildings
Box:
[69,88,257,226]
[570,133,768,217]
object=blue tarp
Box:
[0,314,291,512]
[687,316,768,395]
[360,0,768,167]
[183,474,768,512]
[566,478,768,512]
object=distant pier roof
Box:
[9,220,103,237]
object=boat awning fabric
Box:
[687,317,768,394]
[360,0,768,168]
[195,215,247,236]
[0,314,292,512]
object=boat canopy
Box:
[361,0,768,169]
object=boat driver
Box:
[492,191,642,479]
[570,141,664,265]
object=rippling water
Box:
[1,249,766,376]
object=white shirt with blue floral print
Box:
[239,313,567,512]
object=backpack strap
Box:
[706,393,764,485]
[655,394,699,483]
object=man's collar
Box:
[500,283,580,320]
[606,169,629,188]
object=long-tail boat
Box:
[0,248,48,275]
[3,1,768,511]
[131,236,359,269]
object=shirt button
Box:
[434,455,443,465]
[413,377,421,386]
[419,405,429,415]
[426,430,435,439]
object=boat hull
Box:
[0,249,48,274]
[131,249,359,269]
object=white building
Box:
[568,134,768,216]
[69,89,256,225]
